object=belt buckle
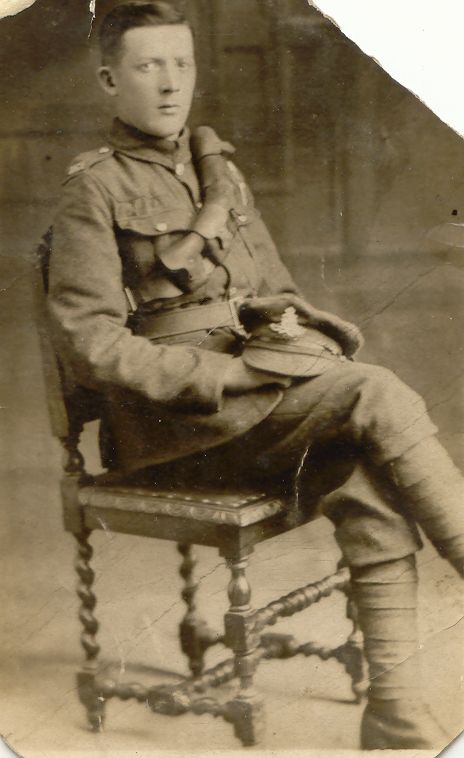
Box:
[228,296,246,334]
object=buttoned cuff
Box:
[192,203,229,240]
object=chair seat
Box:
[78,483,289,527]
[64,475,313,549]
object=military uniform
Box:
[49,117,461,569]
[49,116,464,751]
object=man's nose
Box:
[159,64,180,93]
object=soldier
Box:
[48,1,464,750]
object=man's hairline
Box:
[101,21,194,68]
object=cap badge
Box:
[269,307,306,339]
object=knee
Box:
[352,363,402,388]
[345,363,438,463]
[353,364,426,417]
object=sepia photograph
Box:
[0,1,463,755]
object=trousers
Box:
[143,361,457,568]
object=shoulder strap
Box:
[64,145,114,181]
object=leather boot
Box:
[361,698,449,750]
[351,556,450,750]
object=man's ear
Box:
[97,66,118,97]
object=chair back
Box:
[33,229,102,473]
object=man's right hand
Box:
[223,357,292,395]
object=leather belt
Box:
[134,298,245,340]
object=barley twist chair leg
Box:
[223,548,264,747]
[74,529,105,731]
[343,585,368,703]
[177,543,204,676]
[178,542,216,677]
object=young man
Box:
[48,1,463,750]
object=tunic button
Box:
[99,146,110,154]
[196,201,203,209]
[238,214,248,223]
[229,287,238,296]
[156,222,168,232]
[175,163,185,176]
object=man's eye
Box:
[177,59,193,70]
[137,62,158,72]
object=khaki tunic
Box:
[49,119,299,471]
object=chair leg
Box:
[223,548,264,747]
[74,529,105,731]
[177,543,209,677]
[343,586,368,703]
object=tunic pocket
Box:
[115,200,210,296]
[115,200,197,237]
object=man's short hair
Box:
[99,1,189,65]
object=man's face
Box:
[102,24,196,139]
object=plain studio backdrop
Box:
[0,1,463,757]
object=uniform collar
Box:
[108,117,192,168]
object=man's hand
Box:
[223,358,292,395]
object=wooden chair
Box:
[33,245,367,747]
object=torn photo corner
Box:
[310,0,464,138]
[310,0,464,254]
[0,0,36,19]
[0,0,96,21]
[0,1,463,757]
